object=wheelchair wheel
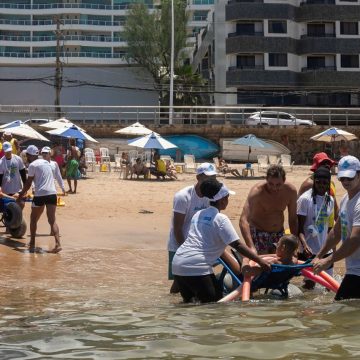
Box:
[3,202,22,229]
[9,219,27,239]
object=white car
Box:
[245,111,315,126]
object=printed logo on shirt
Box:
[315,203,331,234]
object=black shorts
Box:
[174,274,222,304]
[32,194,57,207]
[335,274,360,301]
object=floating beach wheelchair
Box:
[215,255,340,303]
[0,197,27,239]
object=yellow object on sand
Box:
[57,197,65,206]
[285,228,291,235]
[100,163,108,172]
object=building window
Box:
[269,53,287,67]
[340,22,358,35]
[341,55,359,68]
[307,24,325,37]
[307,56,325,69]
[237,55,255,68]
[268,20,287,34]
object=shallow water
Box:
[1,249,359,359]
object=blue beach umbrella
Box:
[232,134,275,161]
[46,125,98,143]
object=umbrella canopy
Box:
[232,134,275,161]
[46,125,98,143]
[0,120,50,141]
[40,117,86,132]
[127,132,177,150]
[310,127,358,142]
[115,122,156,136]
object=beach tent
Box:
[0,120,50,141]
[115,122,157,136]
[46,125,98,143]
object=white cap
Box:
[26,145,39,156]
[212,184,235,201]
[41,146,51,153]
[2,141,12,153]
[196,162,217,176]
[3,131,11,136]
[337,155,360,179]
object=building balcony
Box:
[228,65,265,70]
[300,0,335,5]
[301,66,336,72]
[300,33,336,38]
[228,31,264,37]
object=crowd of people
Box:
[168,153,360,304]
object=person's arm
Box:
[17,176,34,199]
[298,179,312,198]
[230,240,271,272]
[288,187,298,236]
[13,139,20,154]
[19,168,27,186]
[313,225,360,274]
[239,197,257,253]
[297,214,313,258]
[173,212,186,246]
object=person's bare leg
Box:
[73,179,77,194]
[29,205,45,252]
[46,204,61,253]
[67,178,73,193]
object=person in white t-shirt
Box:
[41,146,66,195]
[297,167,334,289]
[17,145,61,253]
[167,162,217,294]
[0,141,27,196]
[313,155,360,300]
[172,178,271,303]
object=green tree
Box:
[123,0,188,104]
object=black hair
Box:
[312,165,331,207]
[200,178,223,205]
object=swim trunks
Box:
[66,159,80,179]
[250,226,285,254]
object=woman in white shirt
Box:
[172,178,270,303]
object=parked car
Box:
[25,118,51,124]
[245,111,315,126]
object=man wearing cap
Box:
[240,164,298,254]
[167,162,217,293]
[0,141,27,197]
[3,131,19,155]
[17,145,61,253]
[41,146,66,195]
[313,155,360,300]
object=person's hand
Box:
[258,258,272,272]
[241,264,252,276]
[312,256,332,275]
[302,243,314,258]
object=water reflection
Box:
[0,249,359,359]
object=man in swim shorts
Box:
[240,165,298,254]
[17,145,61,253]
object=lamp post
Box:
[169,0,174,125]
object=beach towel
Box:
[66,159,80,179]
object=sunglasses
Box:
[314,179,330,186]
[339,177,355,182]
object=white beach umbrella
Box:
[310,127,358,142]
[40,117,86,132]
[115,121,157,136]
[127,132,177,150]
[0,120,50,141]
[46,125,98,143]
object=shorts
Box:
[335,274,360,301]
[250,226,284,254]
[32,194,57,207]
[168,251,176,280]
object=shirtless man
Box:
[240,165,298,254]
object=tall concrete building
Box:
[193,0,360,107]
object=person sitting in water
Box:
[218,157,241,178]
[131,157,149,179]
[172,178,271,304]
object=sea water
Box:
[0,249,359,359]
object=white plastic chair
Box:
[99,147,111,172]
[184,154,196,173]
[280,154,294,172]
[114,154,121,172]
[257,155,269,172]
[85,152,96,172]
[268,155,280,165]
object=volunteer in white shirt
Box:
[172,178,271,303]
[0,141,27,195]
[313,155,360,300]
[167,162,217,293]
[41,146,66,195]
[17,145,61,253]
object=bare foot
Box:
[48,246,62,254]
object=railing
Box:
[0,35,124,42]
[300,33,336,38]
[301,66,337,72]
[0,51,126,59]
[0,19,124,26]
[228,65,265,70]
[189,0,215,5]
[0,2,156,10]
[1,105,360,127]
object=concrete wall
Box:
[57,123,360,164]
